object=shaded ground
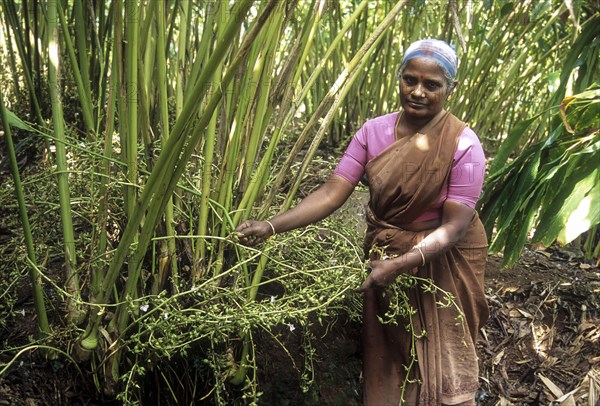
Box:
[478,248,599,405]
[1,247,597,405]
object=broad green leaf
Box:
[575,51,600,93]
[533,164,599,245]
[3,109,35,132]
[551,15,600,107]
[573,103,600,133]
[501,191,544,267]
[484,82,600,265]
[488,150,541,252]
[532,0,551,19]
[542,123,567,149]
[488,116,538,176]
[481,172,520,236]
[535,166,568,211]
[567,86,600,101]
[547,72,560,93]
[500,2,514,17]
[557,180,600,245]
[574,137,600,155]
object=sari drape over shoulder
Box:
[362,111,489,405]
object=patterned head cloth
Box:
[402,39,458,80]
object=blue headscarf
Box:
[402,39,458,80]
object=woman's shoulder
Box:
[362,111,399,129]
[458,126,482,146]
[356,112,398,142]
[455,126,485,159]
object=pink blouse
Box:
[333,112,486,222]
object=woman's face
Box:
[399,57,453,122]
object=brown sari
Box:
[361,110,489,405]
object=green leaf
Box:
[533,163,599,245]
[557,180,600,245]
[531,0,551,19]
[488,116,539,176]
[501,191,544,268]
[573,102,600,133]
[551,15,600,106]
[3,109,35,132]
[480,171,519,236]
[547,72,560,93]
[500,2,514,17]
[574,137,600,155]
[542,123,567,149]
[488,150,541,252]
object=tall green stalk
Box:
[90,1,122,302]
[1,0,44,125]
[193,0,228,280]
[109,0,141,377]
[258,0,409,215]
[184,0,216,107]
[175,0,192,119]
[234,0,369,223]
[47,0,82,322]
[0,93,49,337]
[0,3,20,96]
[56,4,96,138]
[110,5,274,366]
[73,0,93,134]
[154,0,178,292]
[124,0,139,221]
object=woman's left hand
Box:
[358,259,398,291]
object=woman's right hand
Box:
[235,220,274,246]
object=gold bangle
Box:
[413,245,425,266]
[266,220,276,236]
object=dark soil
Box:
[477,248,599,405]
[2,246,598,405]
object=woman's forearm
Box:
[235,175,355,246]
[268,175,355,234]
[388,201,474,276]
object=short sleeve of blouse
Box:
[447,127,486,208]
[333,113,398,185]
[333,125,369,186]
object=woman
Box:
[236,39,488,405]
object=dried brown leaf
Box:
[517,308,534,319]
[589,368,600,406]
[509,309,523,318]
[538,373,564,398]
[493,348,505,365]
[554,390,577,406]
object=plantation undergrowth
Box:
[1,144,598,405]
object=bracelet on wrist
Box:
[413,245,426,266]
[266,220,276,236]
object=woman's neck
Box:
[397,110,445,135]
[396,112,428,137]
